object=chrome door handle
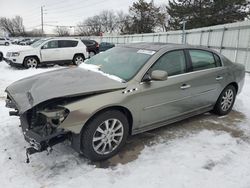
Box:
[180,84,191,90]
[216,76,223,80]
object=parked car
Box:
[5,43,245,161]
[0,37,10,46]
[4,38,88,68]
[99,42,115,52]
[29,38,41,45]
[81,39,99,57]
[18,38,31,45]
[19,39,32,45]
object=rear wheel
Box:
[23,57,39,69]
[213,85,236,116]
[73,54,85,65]
[81,110,129,161]
[5,42,9,46]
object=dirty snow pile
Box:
[0,45,250,187]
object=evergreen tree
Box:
[167,0,250,30]
[124,0,166,34]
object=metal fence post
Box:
[207,29,212,48]
[220,27,226,53]
[166,33,169,43]
[234,29,240,62]
[200,31,203,46]
[244,31,250,68]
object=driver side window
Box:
[150,50,186,77]
[42,40,58,49]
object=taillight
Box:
[96,43,99,48]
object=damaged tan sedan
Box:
[5,43,245,161]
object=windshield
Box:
[83,47,154,81]
[31,39,48,48]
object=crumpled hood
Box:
[6,67,126,113]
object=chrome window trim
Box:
[139,48,225,83]
[140,66,225,85]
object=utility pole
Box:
[41,6,44,36]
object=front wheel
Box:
[81,110,129,161]
[23,57,39,69]
[5,42,9,46]
[213,85,236,116]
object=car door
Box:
[184,49,228,109]
[58,40,78,60]
[138,50,197,127]
[0,38,4,45]
[40,40,61,62]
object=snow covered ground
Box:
[0,45,250,188]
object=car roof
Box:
[121,42,215,52]
[39,37,79,41]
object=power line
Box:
[45,0,107,14]
[45,0,91,10]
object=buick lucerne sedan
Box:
[5,43,245,161]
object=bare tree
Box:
[76,16,102,36]
[76,22,91,36]
[100,10,117,33]
[0,16,25,36]
[54,26,70,36]
[116,11,130,33]
[76,10,120,36]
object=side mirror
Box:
[151,70,168,81]
[0,51,3,62]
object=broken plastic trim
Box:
[24,131,70,163]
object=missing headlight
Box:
[38,106,69,128]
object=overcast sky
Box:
[0,0,167,34]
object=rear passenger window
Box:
[59,40,78,48]
[189,50,217,71]
[150,50,186,77]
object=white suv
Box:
[5,38,88,68]
[0,37,10,46]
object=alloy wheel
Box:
[92,118,124,155]
[75,56,84,65]
[221,89,234,111]
[26,58,38,68]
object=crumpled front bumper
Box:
[20,114,70,154]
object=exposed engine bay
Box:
[5,95,83,163]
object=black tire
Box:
[213,85,236,116]
[81,110,129,161]
[73,54,85,65]
[23,57,39,69]
[5,42,9,46]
